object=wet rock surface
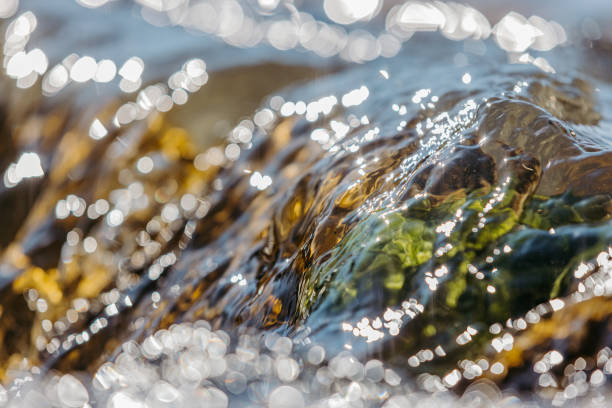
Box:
[0,3,611,406]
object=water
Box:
[0,1,611,407]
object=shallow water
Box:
[0,1,611,407]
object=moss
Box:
[301,167,612,372]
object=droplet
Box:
[271,336,293,356]
[70,56,97,82]
[269,385,304,408]
[224,371,247,395]
[384,368,401,386]
[137,156,154,174]
[306,345,325,365]
[0,0,18,18]
[57,374,89,407]
[275,357,300,382]
[95,59,117,83]
[365,359,384,382]
[147,381,180,404]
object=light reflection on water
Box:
[0,1,611,407]
[0,0,574,96]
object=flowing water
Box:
[0,1,611,407]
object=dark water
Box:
[0,1,611,407]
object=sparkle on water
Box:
[0,1,611,407]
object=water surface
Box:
[0,1,611,407]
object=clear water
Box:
[0,1,611,407]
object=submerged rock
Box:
[0,8,611,406]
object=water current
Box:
[0,1,611,407]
